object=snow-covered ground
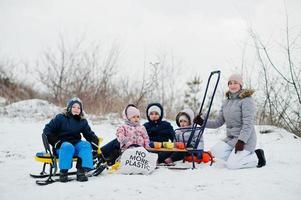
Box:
[0,99,300,200]
[0,99,62,120]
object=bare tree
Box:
[248,6,301,136]
[0,57,38,102]
[114,63,155,118]
[135,65,155,107]
[112,52,182,119]
[37,35,76,104]
[36,36,121,113]
[147,53,182,118]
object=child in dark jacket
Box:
[43,97,99,182]
[143,103,175,143]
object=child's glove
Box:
[193,114,204,126]
[149,141,155,148]
[91,135,100,151]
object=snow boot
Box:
[255,149,266,168]
[59,170,69,182]
[76,168,88,182]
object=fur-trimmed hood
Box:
[226,89,254,99]
[175,108,195,127]
[146,103,164,122]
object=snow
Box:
[0,96,6,107]
[0,100,301,200]
[0,99,62,120]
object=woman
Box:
[195,74,266,169]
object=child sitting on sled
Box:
[43,97,99,182]
[144,103,175,143]
[100,104,150,165]
[158,108,204,164]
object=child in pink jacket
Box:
[117,104,150,151]
[100,104,150,165]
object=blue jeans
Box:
[57,141,93,170]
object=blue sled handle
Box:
[210,70,221,75]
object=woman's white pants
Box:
[211,141,258,169]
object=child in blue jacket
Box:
[43,97,99,182]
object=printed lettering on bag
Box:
[124,150,150,171]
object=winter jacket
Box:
[206,89,257,152]
[116,124,150,151]
[43,111,98,150]
[144,103,175,142]
[175,108,204,150]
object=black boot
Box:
[59,170,68,182]
[93,164,107,176]
[76,168,88,182]
[255,149,266,168]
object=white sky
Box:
[0,0,300,86]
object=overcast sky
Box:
[0,0,300,85]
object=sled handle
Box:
[210,70,221,75]
[198,70,221,115]
[42,133,51,154]
[41,133,57,169]
[186,70,220,148]
[193,70,220,149]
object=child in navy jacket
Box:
[143,103,175,143]
[43,97,98,182]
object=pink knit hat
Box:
[228,74,243,87]
[123,105,140,120]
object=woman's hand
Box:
[235,140,245,153]
[193,114,204,126]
